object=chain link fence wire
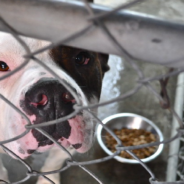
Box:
[0,0,184,183]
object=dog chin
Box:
[4,114,93,160]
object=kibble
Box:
[105,128,157,159]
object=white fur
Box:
[0,32,94,183]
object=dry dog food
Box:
[105,128,157,159]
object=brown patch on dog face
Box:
[98,53,109,78]
[49,45,106,100]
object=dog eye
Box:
[0,61,9,71]
[75,52,90,65]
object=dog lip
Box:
[60,138,82,150]
[72,143,82,149]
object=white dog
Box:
[0,31,109,183]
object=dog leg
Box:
[0,155,9,182]
[36,147,75,184]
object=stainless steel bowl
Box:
[96,113,164,164]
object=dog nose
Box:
[21,78,77,146]
[25,78,76,117]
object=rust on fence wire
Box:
[0,0,183,184]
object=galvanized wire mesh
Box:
[0,0,184,183]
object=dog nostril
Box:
[30,94,48,107]
[62,92,76,103]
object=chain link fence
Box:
[0,0,184,183]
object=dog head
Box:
[0,32,109,158]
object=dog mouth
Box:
[30,114,85,151]
[32,120,73,147]
[15,110,92,158]
[58,137,82,150]
[27,143,82,157]
[27,137,82,155]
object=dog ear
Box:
[98,53,110,78]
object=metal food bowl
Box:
[96,113,164,164]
